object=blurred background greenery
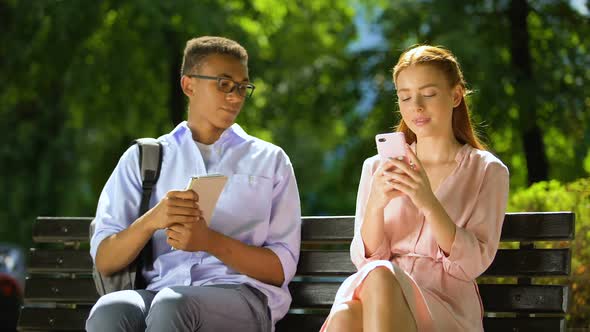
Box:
[1,0,589,327]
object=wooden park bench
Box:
[17,212,574,331]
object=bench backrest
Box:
[17,212,575,332]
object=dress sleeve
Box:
[436,161,510,281]
[350,158,391,270]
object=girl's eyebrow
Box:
[396,83,439,92]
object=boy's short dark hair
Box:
[180,36,248,75]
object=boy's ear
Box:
[181,76,195,97]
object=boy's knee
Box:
[147,288,199,325]
[86,301,145,332]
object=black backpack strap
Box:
[134,138,163,283]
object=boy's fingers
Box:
[167,190,199,201]
[167,205,201,216]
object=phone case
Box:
[375,132,407,163]
[185,174,228,226]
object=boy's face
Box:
[184,53,249,134]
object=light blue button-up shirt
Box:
[90,121,302,326]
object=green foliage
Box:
[358,0,590,188]
[0,1,589,310]
[508,178,590,326]
[0,0,589,326]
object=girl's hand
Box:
[367,158,405,209]
[387,145,438,213]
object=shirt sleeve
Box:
[263,150,302,288]
[89,145,143,262]
[436,161,510,281]
[350,158,391,270]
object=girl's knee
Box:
[362,267,402,296]
[325,302,361,332]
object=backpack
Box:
[90,138,163,296]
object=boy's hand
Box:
[144,190,202,232]
[165,216,211,252]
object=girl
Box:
[321,45,509,332]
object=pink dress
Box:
[321,144,509,332]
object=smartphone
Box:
[185,174,228,226]
[375,132,408,163]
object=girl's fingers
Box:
[405,145,424,171]
[390,181,410,195]
[388,158,418,179]
[388,172,414,188]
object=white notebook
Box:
[185,174,228,226]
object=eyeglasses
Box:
[187,74,256,98]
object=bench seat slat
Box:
[276,314,567,332]
[16,307,566,332]
[483,317,566,332]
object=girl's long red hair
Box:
[393,45,486,150]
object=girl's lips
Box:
[413,118,431,126]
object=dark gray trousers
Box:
[85,284,271,332]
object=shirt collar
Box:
[171,121,251,147]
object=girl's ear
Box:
[452,85,463,108]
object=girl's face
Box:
[395,64,462,140]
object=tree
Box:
[348,0,589,188]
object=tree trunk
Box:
[167,31,184,127]
[509,0,549,184]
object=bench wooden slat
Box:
[276,314,567,332]
[483,249,571,276]
[31,212,575,243]
[479,284,568,313]
[288,282,567,313]
[16,307,566,332]
[23,278,99,304]
[500,212,575,241]
[276,313,327,332]
[300,216,355,242]
[17,307,89,331]
[27,248,570,277]
[33,217,92,243]
[28,249,93,273]
[23,278,567,313]
[483,317,566,332]
[296,249,571,277]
